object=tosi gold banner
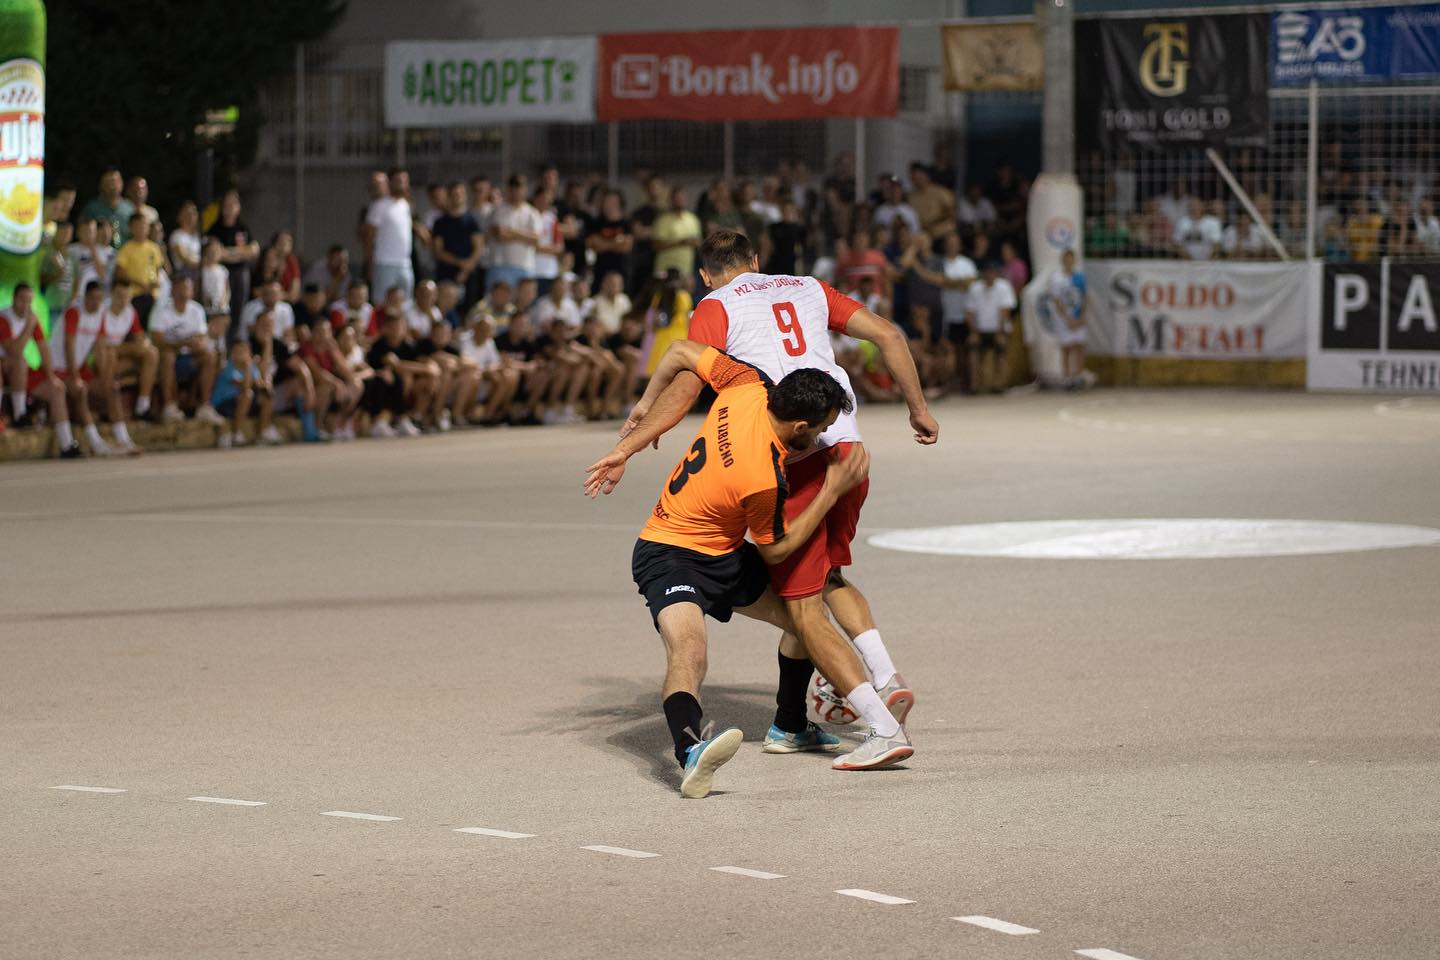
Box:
[942,23,1043,91]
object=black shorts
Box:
[974,330,1005,354]
[945,320,970,348]
[632,539,770,631]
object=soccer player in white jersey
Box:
[0,283,83,457]
[50,281,128,455]
[622,230,939,768]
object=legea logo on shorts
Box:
[665,584,698,596]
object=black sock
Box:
[773,653,814,734]
[663,691,704,767]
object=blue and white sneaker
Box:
[762,722,842,754]
[679,726,744,799]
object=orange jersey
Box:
[639,347,789,556]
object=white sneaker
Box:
[195,404,226,426]
[370,420,398,438]
[542,408,562,425]
[230,430,249,447]
[217,432,234,450]
[115,440,143,457]
[560,405,585,425]
[161,403,185,424]
[91,438,116,457]
[258,425,284,445]
[395,416,421,437]
[438,410,452,432]
[337,423,355,442]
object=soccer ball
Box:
[807,673,860,726]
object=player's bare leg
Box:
[655,603,741,798]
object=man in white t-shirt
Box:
[49,280,122,455]
[362,168,418,302]
[403,280,443,337]
[872,175,920,236]
[238,279,297,342]
[487,175,543,294]
[1221,212,1268,259]
[1173,198,1223,260]
[149,275,225,425]
[964,261,1017,394]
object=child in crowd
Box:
[212,339,269,449]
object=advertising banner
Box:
[1273,4,1440,85]
[1075,15,1269,152]
[1087,260,1307,359]
[943,23,1043,91]
[384,37,597,126]
[597,27,898,122]
[1308,260,1440,391]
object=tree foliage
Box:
[47,0,345,216]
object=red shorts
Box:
[24,367,49,392]
[768,441,869,600]
[55,367,94,384]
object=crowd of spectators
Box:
[1082,144,1440,261]
[2,147,1049,458]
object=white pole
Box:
[1306,79,1319,261]
[608,122,619,186]
[723,121,735,183]
[294,43,305,252]
[854,117,866,204]
[1205,147,1289,261]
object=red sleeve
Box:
[330,307,346,330]
[687,299,729,349]
[365,310,380,339]
[31,319,45,344]
[818,280,862,334]
[64,307,80,336]
[127,308,142,337]
[0,318,11,341]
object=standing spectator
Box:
[1042,249,1088,388]
[900,231,945,349]
[362,168,419,302]
[836,227,895,294]
[1173,199,1222,260]
[421,183,447,231]
[488,175,542,294]
[1414,199,1440,256]
[239,280,297,342]
[67,218,112,306]
[988,163,1028,242]
[588,190,635,292]
[305,245,352,305]
[115,212,168,327]
[999,240,1029,292]
[531,187,565,296]
[751,176,784,225]
[557,181,591,278]
[149,276,224,425]
[42,221,75,316]
[431,180,485,306]
[765,199,806,276]
[168,202,203,282]
[198,239,232,339]
[873,175,920,236]
[125,176,159,230]
[930,143,959,192]
[819,184,853,254]
[590,271,631,336]
[652,186,702,282]
[80,168,135,248]
[1222,212,1268,259]
[206,189,260,338]
[965,260,1016,394]
[1346,198,1383,262]
[702,180,745,236]
[271,231,303,301]
[630,175,669,288]
[908,163,957,242]
[469,176,495,223]
[1,284,81,454]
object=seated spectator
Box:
[589,270,631,336]
[94,280,159,421]
[149,275,225,426]
[571,274,596,322]
[416,318,480,431]
[329,279,374,340]
[80,168,134,247]
[50,280,126,455]
[115,212,168,326]
[169,201,203,281]
[363,309,436,437]
[125,175,159,230]
[270,231,303,302]
[640,269,693,378]
[305,245,352,305]
[1222,212,1267,259]
[299,316,360,440]
[199,239,232,340]
[42,220,75,321]
[0,283,80,456]
[836,227,896,295]
[239,279,297,342]
[1157,177,1193,230]
[459,317,521,426]
[513,277,540,318]
[1415,199,1440,256]
[703,179,745,237]
[493,311,551,425]
[575,312,629,419]
[1000,240,1029,293]
[1322,219,1351,260]
[1084,213,1131,257]
[403,279,443,338]
[1380,201,1414,257]
[250,309,320,444]
[466,279,516,328]
[532,274,581,330]
[211,339,268,449]
[1346,198,1383,262]
[535,317,590,425]
[956,182,997,238]
[437,281,464,328]
[292,283,329,338]
[602,312,647,410]
[1173,199,1222,260]
[964,260,1017,395]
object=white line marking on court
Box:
[953,915,1040,935]
[160,512,639,533]
[187,797,266,806]
[710,866,785,879]
[581,845,659,859]
[836,888,914,905]
[320,810,401,822]
[50,785,126,794]
[1076,949,1146,960]
[456,827,535,839]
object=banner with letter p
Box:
[384,37,597,126]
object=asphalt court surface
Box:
[2,389,1437,959]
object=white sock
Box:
[851,629,896,689]
[846,681,900,738]
[134,395,151,416]
[113,422,132,445]
[55,420,74,448]
[10,392,25,417]
[83,423,103,446]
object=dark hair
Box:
[507,174,525,188]
[12,282,31,295]
[302,283,321,296]
[329,243,346,255]
[768,368,853,426]
[700,229,755,275]
[84,280,103,294]
[347,278,368,292]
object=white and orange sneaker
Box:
[832,727,913,771]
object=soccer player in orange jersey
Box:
[587,341,910,798]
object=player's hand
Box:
[620,402,660,449]
[824,443,870,496]
[584,449,628,498]
[910,409,939,445]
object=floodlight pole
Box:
[295,43,306,251]
[1041,0,1074,175]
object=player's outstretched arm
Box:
[843,308,939,445]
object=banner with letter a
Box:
[1075,14,1269,152]
[1087,260,1307,360]
[384,38,597,126]
[1308,260,1440,391]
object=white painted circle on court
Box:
[868,520,1440,560]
